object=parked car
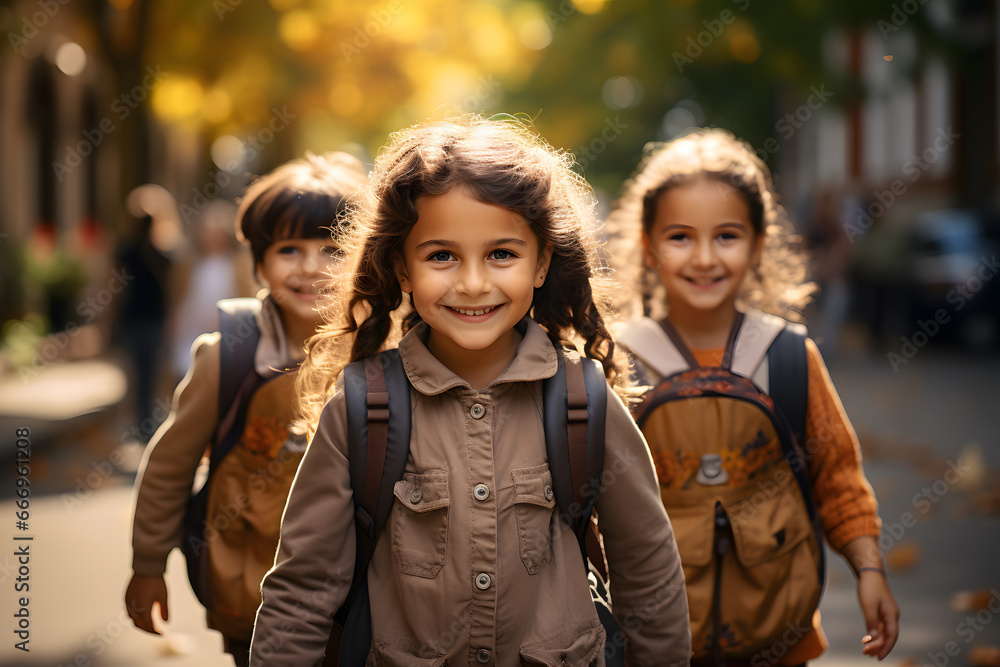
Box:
[850,208,1000,350]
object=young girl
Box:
[126,152,367,666]
[608,129,899,665]
[250,116,692,666]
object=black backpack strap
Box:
[338,350,412,664]
[767,326,808,444]
[542,353,607,555]
[211,300,264,470]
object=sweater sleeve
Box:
[801,338,881,551]
[595,384,692,667]
[131,333,221,576]
[250,387,357,666]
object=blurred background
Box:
[1,0,998,665]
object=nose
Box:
[456,260,489,295]
[691,238,717,269]
[300,247,324,275]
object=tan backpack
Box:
[619,310,824,664]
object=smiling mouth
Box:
[449,305,499,316]
[685,277,725,287]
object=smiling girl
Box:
[249,116,691,666]
[608,129,899,666]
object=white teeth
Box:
[455,306,494,316]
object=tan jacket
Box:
[131,296,304,641]
[251,319,691,666]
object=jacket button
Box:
[476,648,492,663]
[409,488,423,503]
[543,484,554,501]
[470,403,486,419]
[475,572,492,590]
[474,483,490,501]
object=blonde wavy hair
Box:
[606,128,815,322]
[296,115,631,435]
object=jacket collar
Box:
[399,317,560,396]
[254,294,302,377]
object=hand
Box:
[125,573,168,635]
[858,570,900,660]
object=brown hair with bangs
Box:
[606,128,815,322]
[235,151,368,267]
[296,115,630,432]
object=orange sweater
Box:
[691,338,880,663]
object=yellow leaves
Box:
[279,9,320,51]
[151,77,204,122]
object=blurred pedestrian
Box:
[609,128,899,666]
[125,152,367,667]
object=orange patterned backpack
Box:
[619,310,824,665]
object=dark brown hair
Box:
[235,152,368,265]
[297,116,629,430]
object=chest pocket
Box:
[391,470,450,578]
[511,465,558,575]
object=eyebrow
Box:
[414,237,529,250]
[661,221,748,231]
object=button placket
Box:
[470,402,486,420]
[475,572,492,590]
[473,483,490,501]
[476,648,492,664]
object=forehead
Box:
[652,176,751,229]
[409,188,536,247]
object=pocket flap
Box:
[725,470,814,568]
[510,465,556,509]
[393,470,450,512]
[660,495,716,568]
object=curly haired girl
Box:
[249,116,691,666]
[609,129,898,665]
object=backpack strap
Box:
[766,326,808,444]
[729,309,786,386]
[542,352,607,559]
[210,298,264,470]
[338,349,412,663]
[617,317,693,378]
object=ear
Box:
[255,261,267,286]
[534,242,554,288]
[394,254,412,294]
[750,231,765,270]
[641,233,658,270]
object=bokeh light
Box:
[54,42,87,77]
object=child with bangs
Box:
[126,152,367,667]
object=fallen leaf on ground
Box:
[951,589,997,613]
[969,644,1000,667]
[885,541,921,573]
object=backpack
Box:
[618,310,824,665]
[330,348,625,667]
[181,298,266,608]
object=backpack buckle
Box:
[696,454,729,486]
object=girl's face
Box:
[643,176,763,321]
[257,237,341,329]
[395,187,552,366]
